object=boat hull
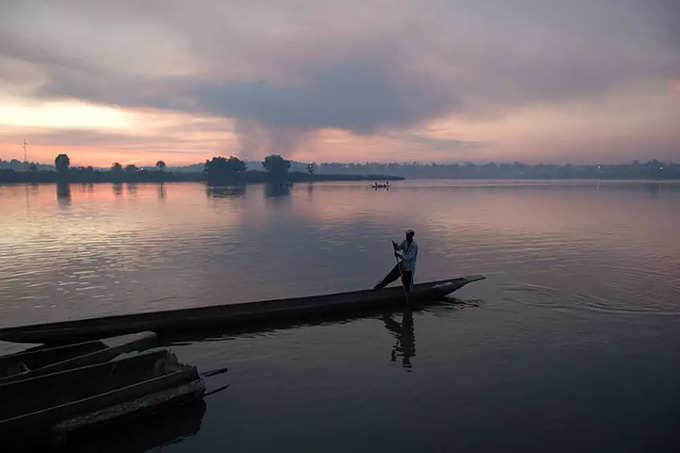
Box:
[0,276,485,344]
[0,350,204,438]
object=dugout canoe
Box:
[0,331,156,384]
[0,276,485,344]
[0,350,204,440]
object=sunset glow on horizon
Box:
[1,1,679,166]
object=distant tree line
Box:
[0,153,399,184]
[3,154,676,183]
[202,154,399,183]
[204,154,293,183]
[0,155,203,183]
[0,158,53,172]
[311,160,680,179]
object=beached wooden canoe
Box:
[0,350,204,440]
[0,331,156,384]
[0,276,485,344]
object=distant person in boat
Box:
[374,229,418,292]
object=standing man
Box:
[374,229,418,292]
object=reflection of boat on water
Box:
[0,276,485,344]
[0,331,156,384]
[1,350,205,446]
[371,181,390,189]
[66,399,206,453]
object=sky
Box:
[0,0,679,166]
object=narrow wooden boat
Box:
[0,276,485,344]
[0,350,204,440]
[0,331,156,384]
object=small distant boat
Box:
[0,331,156,384]
[0,276,486,344]
[371,181,390,189]
[0,350,204,440]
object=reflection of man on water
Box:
[383,309,415,368]
[374,229,418,291]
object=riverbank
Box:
[0,169,404,184]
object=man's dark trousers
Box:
[375,264,412,292]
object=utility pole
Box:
[23,138,28,163]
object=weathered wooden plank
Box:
[0,332,157,384]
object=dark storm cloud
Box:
[29,46,457,134]
[1,0,679,154]
[184,52,456,133]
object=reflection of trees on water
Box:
[306,182,314,198]
[126,182,137,197]
[206,184,246,198]
[112,182,123,197]
[383,308,415,369]
[265,181,291,198]
[643,182,661,197]
[157,182,166,201]
[24,183,40,211]
[56,182,71,208]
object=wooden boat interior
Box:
[0,350,183,422]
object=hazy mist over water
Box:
[1,180,680,451]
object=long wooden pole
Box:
[394,247,409,304]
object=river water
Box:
[1,180,679,451]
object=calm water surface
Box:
[1,180,679,452]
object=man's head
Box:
[405,229,415,242]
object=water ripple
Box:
[1,181,679,326]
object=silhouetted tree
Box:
[110,162,123,181]
[29,163,37,172]
[156,160,166,171]
[204,156,246,183]
[646,159,664,178]
[55,154,70,173]
[262,154,291,180]
[125,164,138,174]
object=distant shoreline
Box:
[3,177,680,187]
[0,170,404,184]
[2,158,678,181]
